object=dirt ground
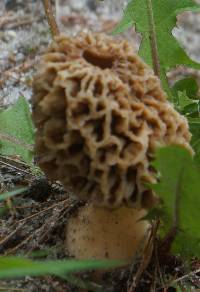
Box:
[0,0,200,291]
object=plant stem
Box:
[146,0,160,77]
[43,0,59,37]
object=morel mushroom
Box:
[32,32,192,261]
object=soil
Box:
[0,1,200,291]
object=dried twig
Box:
[5,233,33,255]
[0,224,24,247]
[0,13,32,29]
[17,198,69,223]
[171,268,200,285]
[154,241,166,290]
[5,19,34,29]
[128,220,159,292]
[0,159,31,176]
[157,267,200,291]
[0,155,30,170]
[42,0,59,37]
[147,0,160,77]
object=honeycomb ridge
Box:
[32,32,192,208]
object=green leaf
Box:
[188,117,200,164]
[171,284,184,292]
[173,91,200,118]
[171,77,200,165]
[0,206,8,217]
[172,77,199,100]
[175,91,194,112]
[0,256,125,279]
[182,102,200,117]
[0,187,28,202]
[172,78,200,116]
[150,145,200,258]
[0,97,34,164]
[113,0,200,94]
[141,206,168,222]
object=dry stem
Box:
[43,0,59,37]
[146,0,160,77]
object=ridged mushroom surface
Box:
[32,32,192,208]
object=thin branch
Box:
[172,268,200,284]
[146,0,160,77]
[128,221,159,292]
[17,198,69,223]
[42,0,59,37]
[0,159,31,176]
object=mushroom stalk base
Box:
[65,203,149,261]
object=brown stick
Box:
[146,0,160,77]
[42,0,59,37]
[128,221,159,292]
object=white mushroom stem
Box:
[65,203,150,261]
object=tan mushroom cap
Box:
[32,32,192,208]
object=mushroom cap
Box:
[32,32,192,208]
